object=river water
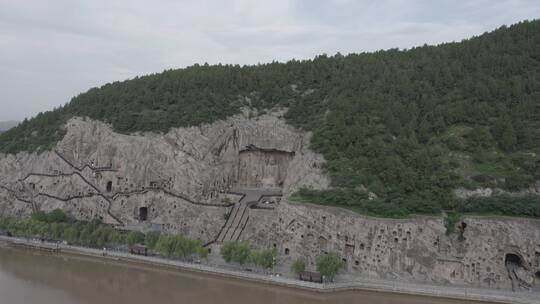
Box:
[0,247,494,304]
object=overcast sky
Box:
[1,0,540,121]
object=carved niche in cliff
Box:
[237,145,294,188]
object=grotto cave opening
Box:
[505,253,529,291]
[237,146,294,189]
[139,207,148,221]
[505,253,523,267]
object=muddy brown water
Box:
[0,247,496,304]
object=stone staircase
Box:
[224,203,249,241]
[217,202,247,242]
[216,205,236,243]
[215,187,282,243]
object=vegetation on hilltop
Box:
[1,20,540,217]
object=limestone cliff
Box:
[0,109,328,240]
[0,109,539,291]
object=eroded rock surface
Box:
[0,110,539,290]
[242,203,540,290]
[0,110,328,241]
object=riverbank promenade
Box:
[0,235,538,304]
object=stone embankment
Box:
[0,235,537,304]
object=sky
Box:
[1,0,540,121]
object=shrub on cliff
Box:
[445,212,461,235]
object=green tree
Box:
[174,236,200,259]
[500,123,517,151]
[92,226,114,247]
[445,212,461,235]
[126,231,145,246]
[144,231,161,250]
[466,126,494,150]
[250,248,277,270]
[155,235,177,257]
[221,241,252,265]
[197,246,209,260]
[31,211,48,222]
[79,225,96,247]
[50,222,65,239]
[47,209,68,223]
[233,243,251,265]
[31,209,67,223]
[316,252,345,282]
[64,226,79,243]
[290,258,306,277]
[110,230,126,245]
[220,241,236,263]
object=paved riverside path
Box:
[1,235,538,304]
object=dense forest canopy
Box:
[1,20,540,217]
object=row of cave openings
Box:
[105,180,159,193]
[277,241,540,277]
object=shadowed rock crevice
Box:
[505,253,532,291]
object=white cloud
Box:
[0,0,539,120]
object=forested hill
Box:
[2,20,540,218]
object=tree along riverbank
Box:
[0,211,342,279]
[0,235,537,304]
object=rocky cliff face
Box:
[238,148,294,188]
[0,109,539,290]
[245,204,540,290]
[0,109,328,240]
